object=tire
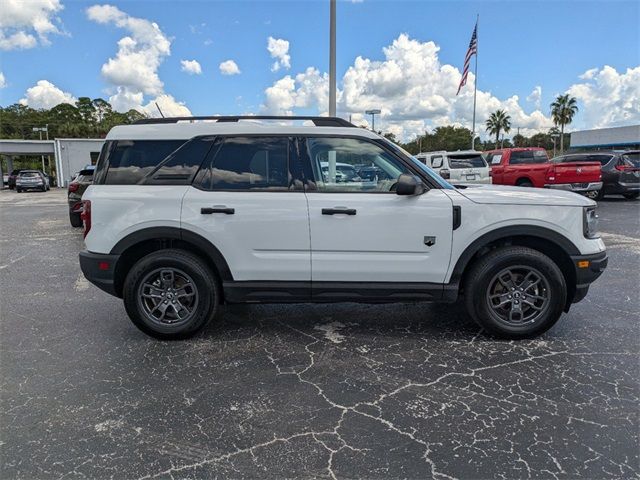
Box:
[69,210,83,227]
[595,188,605,201]
[463,246,566,339]
[623,192,639,200]
[123,249,219,339]
[16,188,21,193]
[516,179,533,188]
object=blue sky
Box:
[1,0,639,139]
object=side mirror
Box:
[396,173,424,196]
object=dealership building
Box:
[0,138,104,188]
[570,125,640,151]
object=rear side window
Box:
[142,137,216,185]
[622,152,640,167]
[199,137,291,191]
[448,154,486,169]
[509,150,548,165]
[100,140,185,184]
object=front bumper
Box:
[79,251,121,297]
[570,250,608,304]
[545,182,603,192]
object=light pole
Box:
[329,0,336,117]
[33,126,49,173]
[550,133,559,158]
[365,109,381,132]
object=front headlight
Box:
[583,206,599,239]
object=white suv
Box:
[79,116,607,340]
[415,150,491,185]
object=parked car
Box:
[79,116,606,340]
[15,170,49,192]
[486,147,602,194]
[415,151,491,184]
[68,167,95,227]
[7,169,24,189]
[552,151,639,200]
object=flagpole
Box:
[471,14,478,150]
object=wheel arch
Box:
[451,226,579,309]
[515,176,534,186]
[110,227,233,298]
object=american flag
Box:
[456,22,478,95]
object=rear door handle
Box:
[322,207,356,215]
[201,207,235,215]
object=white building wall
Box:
[570,125,640,149]
[54,139,104,187]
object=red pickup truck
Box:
[485,147,602,194]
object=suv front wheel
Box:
[464,246,566,339]
[123,249,220,339]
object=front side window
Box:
[306,137,410,193]
[200,136,291,191]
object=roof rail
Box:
[132,115,356,127]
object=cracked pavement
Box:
[1,189,638,479]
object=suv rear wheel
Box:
[123,249,219,339]
[464,246,566,339]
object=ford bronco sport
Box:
[79,116,607,340]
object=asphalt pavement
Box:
[1,188,638,479]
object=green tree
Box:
[485,110,511,149]
[550,94,578,153]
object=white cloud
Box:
[180,59,202,75]
[0,0,64,50]
[567,65,640,129]
[87,4,191,116]
[219,60,241,76]
[0,72,6,89]
[19,80,77,109]
[262,33,559,140]
[140,94,191,117]
[87,4,170,96]
[267,36,291,72]
[526,86,542,110]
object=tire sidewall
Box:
[468,249,566,338]
[123,250,218,339]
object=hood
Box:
[454,184,595,207]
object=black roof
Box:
[132,115,355,128]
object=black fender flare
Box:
[449,225,580,284]
[110,226,234,282]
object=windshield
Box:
[622,152,640,167]
[379,138,455,189]
[448,154,487,169]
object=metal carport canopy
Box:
[0,139,55,156]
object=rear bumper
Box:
[79,251,121,297]
[570,250,608,304]
[545,182,602,192]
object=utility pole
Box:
[33,126,49,173]
[329,0,336,116]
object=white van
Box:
[415,150,491,184]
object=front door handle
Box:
[201,206,235,215]
[322,207,356,215]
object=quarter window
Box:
[102,140,185,184]
[431,155,444,168]
[200,137,291,191]
[306,137,410,193]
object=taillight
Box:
[440,169,450,179]
[615,164,638,172]
[68,182,79,192]
[81,200,91,238]
[545,166,556,182]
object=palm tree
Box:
[485,110,511,148]
[550,94,578,153]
